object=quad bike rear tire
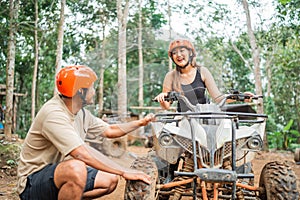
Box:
[259,161,299,200]
[124,156,158,200]
[101,137,127,158]
[294,148,300,162]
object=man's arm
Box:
[69,143,151,184]
[101,113,154,138]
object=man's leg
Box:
[54,159,87,200]
[82,170,119,199]
[19,164,59,200]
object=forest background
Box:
[0,0,299,151]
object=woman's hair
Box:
[171,62,202,92]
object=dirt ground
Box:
[0,146,299,200]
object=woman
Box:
[154,38,226,112]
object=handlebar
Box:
[152,91,266,123]
[218,91,263,107]
[153,91,263,103]
[153,90,263,111]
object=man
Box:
[17,65,154,200]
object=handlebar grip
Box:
[252,95,263,100]
[152,97,174,102]
[227,94,263,101]
[153,92,180,102]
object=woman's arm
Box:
[154,72,174,109]
[201,66,224,103]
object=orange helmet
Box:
[168,39,196,58]
[56,65,97,97]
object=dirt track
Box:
[0,146,299,200]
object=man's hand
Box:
[122,169,151,184]
[139,113,155,126]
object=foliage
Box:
[0,1,9,83]
[0,142,21,167]
[264,24,300,145]
[199,35,254,93]
[1,0,299,148]
[268,119,300,150]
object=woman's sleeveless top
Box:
[177,69,208,112]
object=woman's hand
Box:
[154,92,168,103]
[244,91,254,103]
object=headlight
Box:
[159,133,173,146]
[246,136,262,150]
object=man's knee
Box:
[82,173,119,198]
[55,160,87,189]
[95,173,119,194]
[111,174,119,186]
[65,160,87,175]
[106,174,119,193]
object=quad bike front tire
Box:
[124,156,158,200]
[259,161,299,200]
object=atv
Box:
[124,91,299,200]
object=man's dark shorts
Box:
[19,163,98,200]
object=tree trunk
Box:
[54,0,65,95]
[117,0,129,119]
[137,0,145,135]
[168,0,172,72]
[5,0,19,141]
[138,0,143,109]
[242,0,263,113]
[266,61,271,98]
[242,0,267,149]
[98,34,106,117]
[31,0,39,120]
